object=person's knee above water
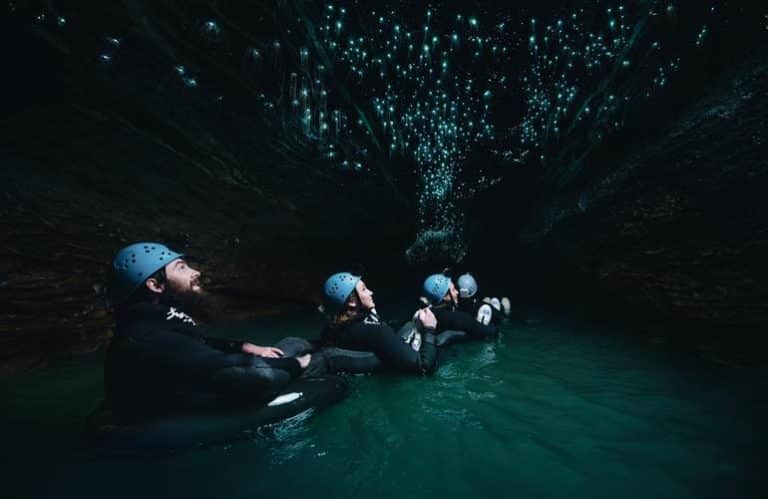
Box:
[456,273,509,325]
[319,272,438,375]
[104,242,312,422]
[423,273,499,340]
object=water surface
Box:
[2,312,765,499]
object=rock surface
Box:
[2,2,766,373]
[513,56,768,331]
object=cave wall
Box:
[509,56,768,330]
[0,9,414,372]
[0,101,411,371]
[2,1,767,373]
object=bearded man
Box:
[104,242,312,422]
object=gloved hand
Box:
[296,353,312,369]
[416,308,437,329]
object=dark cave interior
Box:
[1,0,767,371]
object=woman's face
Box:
[355,280,376,310]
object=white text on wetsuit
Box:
[166,307,197,325]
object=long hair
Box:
[328,289,365,330]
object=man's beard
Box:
[159,283,221,323]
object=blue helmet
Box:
[323,272,361,313]
[457,273,478,299]
[423,274,452,304]
[109,242,184,303]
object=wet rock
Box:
[516,56,768,330]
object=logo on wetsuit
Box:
[363,310,381,325]
[402,327,422,351]
[166,306,197,325]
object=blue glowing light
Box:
[80,0,713,261]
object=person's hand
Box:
[296,353,312,369]
[241,343,284,358]
[417,308,437,329]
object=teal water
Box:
[2,313,765,499]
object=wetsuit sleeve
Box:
[434,309,498,339]
[258,357,303,378]
[210,357,301,403]
[417,325,438,375]
[201,335,245,353]
[199,333,303,375]
[338,321,437,375]
[203,334,315,357]
[127,324,251,370]
[319,346,383,374]
[127,323,300,398]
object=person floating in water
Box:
[319,272,439,375]
[456,273,511,325]
[423,273,499,342]
[103,242,314,423]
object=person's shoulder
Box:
[115,302,167,323]
[116,303,199,341]
[431,303,454,314]
[319,324,335,341]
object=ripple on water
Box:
[1,317,766,499]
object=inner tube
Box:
[274,336,315,357]
[302,323,471,375]
[436,329,468,347]
[321,346,382,374]
[275,336,382,375]
[398,321,421,349]
[84,375,348,454]
[399,321,468,348]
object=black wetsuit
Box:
[457,298,504,325]
[104,302,304,422]
[432,303,499,340]
[320,310,438,375]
